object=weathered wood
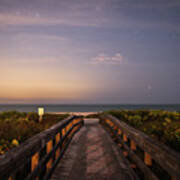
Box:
[46,140,53,170]
[43,122,83,180]
[144,152,152,166]
[31,152,39,180]
[62,128,66,137]
[123,133,128,142]
[31,152,39,172]
[101,120,158,180]
[51,119,139,180]
[26,123,79,180]
[0,116,83,180]
[118,128,122,135]
[130,164,136,169]
[130,140,136,151]
[123,143,158,180]
[100,115,180,179]
[55,133,60,160]
[171,176,179,180]
[123,151,128,157]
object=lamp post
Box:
[38,107,44,122]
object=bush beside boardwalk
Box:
[0,111,68,154]
[1,110,180,155]
[102,110,180,152]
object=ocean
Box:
[0,104,180,113]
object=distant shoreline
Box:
[0,104,180,112]
[49,112,99,116]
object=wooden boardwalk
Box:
[50,119,137,180]
[1,116,179,180]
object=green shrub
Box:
[27,112,39,122]
[106,110,180,152]
[0,111,68,155]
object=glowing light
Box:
[38,107,44,116]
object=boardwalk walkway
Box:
[50,119,137,180]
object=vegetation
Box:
[85,113,99,118]
[1,110,180,154]
[0,111,68,155]
[102,110,180,152]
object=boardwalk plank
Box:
[50,119,137,180]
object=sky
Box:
[0,0,180,104]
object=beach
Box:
[50,111,98,116]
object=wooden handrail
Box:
[0,115,83,180]
[99,115,180,180]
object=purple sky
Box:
[0,0,179,104]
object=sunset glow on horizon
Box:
[0,0,179,104]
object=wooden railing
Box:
[0,115,83,180]
[99,115,180,180]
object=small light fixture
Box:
[38,107,44,122]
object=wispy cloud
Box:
[12,33,69,43]
[0,57,59,66]
[0,0,179,32]
[0,13,104,27]
[91,53,125,65]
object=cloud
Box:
[147,84,153,97]
[0,57,59,66]
[147,85,152,91]
[0,0,179,32]
[0,12,104,28]
[91,53,124,65]
[12,33,69,43]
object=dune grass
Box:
[0,111,68,155]
[1,110,180,154]
[102,110,180,152]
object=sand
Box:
[49,112,99,116]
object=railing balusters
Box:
[62,128,66,137]
[118,128,122,135]
[123,133,128,142]
[0,116,83,180]
[55,133,61,160]
[100,115,180,180]
[31,152,39,180]
[31,152,39,172]
[144,152,152,166]
[130,140,136,151]
[46,140,53,170]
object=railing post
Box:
[130,140,136,151]
[73,118,76,124]
[55,133,61,159]
[144,152,152,166]
[62,128,66,137]
[123,133,128,142]
[31,152,39,179]
[62,128,66,148]
[122,133,128,157]
[0,116,79,180]
[118,128,122,135]
[66,124,69,133]
[31,152,39,171]
[46,140,53,170]
[123,151,128,157]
